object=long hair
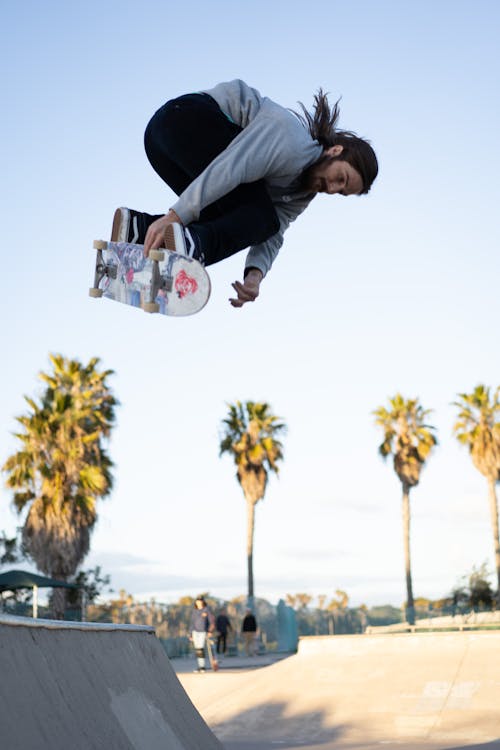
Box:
[294,90,378,194]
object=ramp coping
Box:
[0,613,155,633]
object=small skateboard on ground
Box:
[89,240,211,316]
[207,638,219,671]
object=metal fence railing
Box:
[366,609,500,634]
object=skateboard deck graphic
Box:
[89,240,211,317]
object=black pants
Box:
[144,93,279,266]
[216,633,227,654]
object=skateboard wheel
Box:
[89,287,104,298]
[143,302,160,314]
[93,240,107,250]
[149,249,165,262]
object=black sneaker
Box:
[111,207,162,245]
[164,223,205,265]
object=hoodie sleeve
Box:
[244,194,313,277]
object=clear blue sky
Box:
[1,0,499,607]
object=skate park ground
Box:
[1,615,499,750]
[174,632,500,750]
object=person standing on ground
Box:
[242,609,258,656]
[111,79,378,307]
[215,607,232,657]
[189,596,215,673]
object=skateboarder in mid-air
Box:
[112,79,378,308]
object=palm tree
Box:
[295,592,313,610]
[219,401,286,604]
[326,590,350,635]
[453,385,500,593]
[2,354,117,618]
[285,593,298,609]
[373,394,437,625]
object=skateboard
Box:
[89,240,211,316]
[207,637,219,671]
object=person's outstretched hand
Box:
[144,210,182,255]
[230,269,263,307]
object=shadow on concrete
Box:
[446,742,500,750]
[209,700,349,750]
[171,652,291,674]
[216,706,500,750]
[224,739,500,750]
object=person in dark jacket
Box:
[241,609,258,656]
[215,608,232,656]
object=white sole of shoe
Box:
[111,207,128,243]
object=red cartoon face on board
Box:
[175,270,198,299]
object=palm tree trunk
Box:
[487,478,500,593]
[246,499,255,599]
[51,587,67,620]
[402,484,415,624]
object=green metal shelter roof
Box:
[0,569,78,592]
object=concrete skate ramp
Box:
[179,632,500,750]
[0,615,222,750]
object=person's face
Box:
[195,599,204,609]
[303,145,363,196]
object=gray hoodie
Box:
[190,606,214,633]
[170,80,323,277]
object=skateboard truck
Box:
[89,240,116,298]
[144,249,173,313]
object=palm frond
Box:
[219,400,286,504]
[373,393,437,488]
[453,384,500,479]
